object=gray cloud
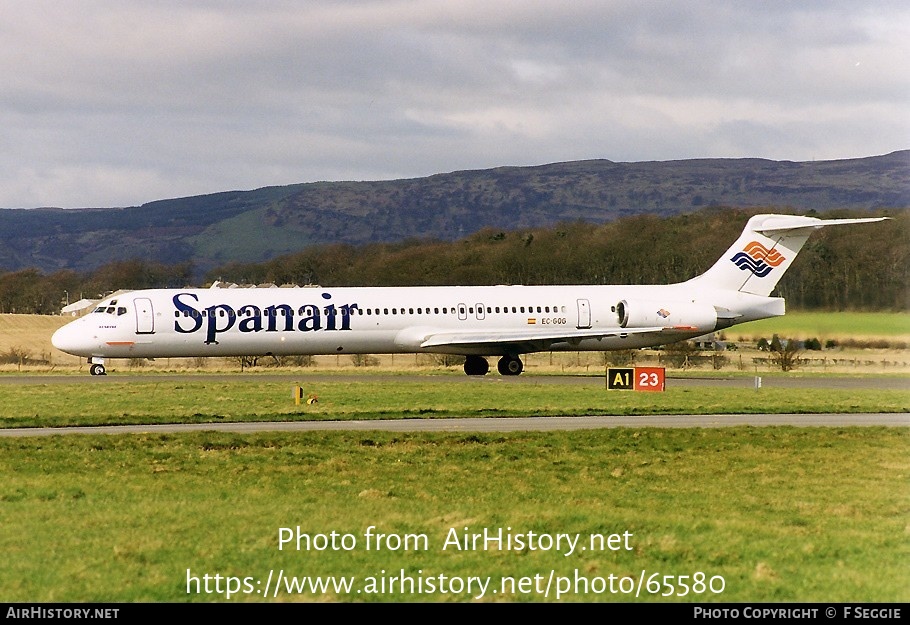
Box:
[1,0,907,208]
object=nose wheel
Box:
[89,363,107,376]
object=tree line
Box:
[1,207,905,314]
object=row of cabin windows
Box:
[363,305,566,316]
[176,305,567,319]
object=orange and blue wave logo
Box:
[730,241,786,277]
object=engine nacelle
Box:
[615,299,717,332]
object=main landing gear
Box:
[89,364,107,376]
[497,355,523,376]
[463,355,524,376]
[463,355,489,376]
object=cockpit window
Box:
[93,303,127,316]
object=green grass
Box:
[188,206,312,265]
[1,372,906,603]
[733,312,910,340]
[0,428,906,602]
[0,380,907,429]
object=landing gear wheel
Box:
[89,364,106,376]
[463,355,489,376]
[497,356,524,376]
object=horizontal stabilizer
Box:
[688,214,890,297]
[752,215,889,235]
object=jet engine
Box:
[615,299,718,332]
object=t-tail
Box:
[687,213,889,297]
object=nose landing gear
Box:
[88,358,107,376]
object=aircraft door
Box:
[134,298,155,334]
[576,298,591,329]
[475,303,485,320]
[457,303,468,321]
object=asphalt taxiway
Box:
[0,412,906,438]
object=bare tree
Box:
[770,336,803,372]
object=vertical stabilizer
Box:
[688,214,888,297]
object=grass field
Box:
[732,312,910,341]
[0,380,907,429]
[1,427,907,602]
[0,312,907,603]
[0,314,68,364]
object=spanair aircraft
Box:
[52,213,887,376]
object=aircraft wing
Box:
[419,325,674,352]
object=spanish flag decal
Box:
[527,318,537,325]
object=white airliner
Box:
[52,214,886,376]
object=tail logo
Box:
[730,241,786,278]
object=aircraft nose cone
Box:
[52,322,94,356]
[51,324,73,352]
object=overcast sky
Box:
[2,1,907,208]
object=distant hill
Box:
[1,151,907,275]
